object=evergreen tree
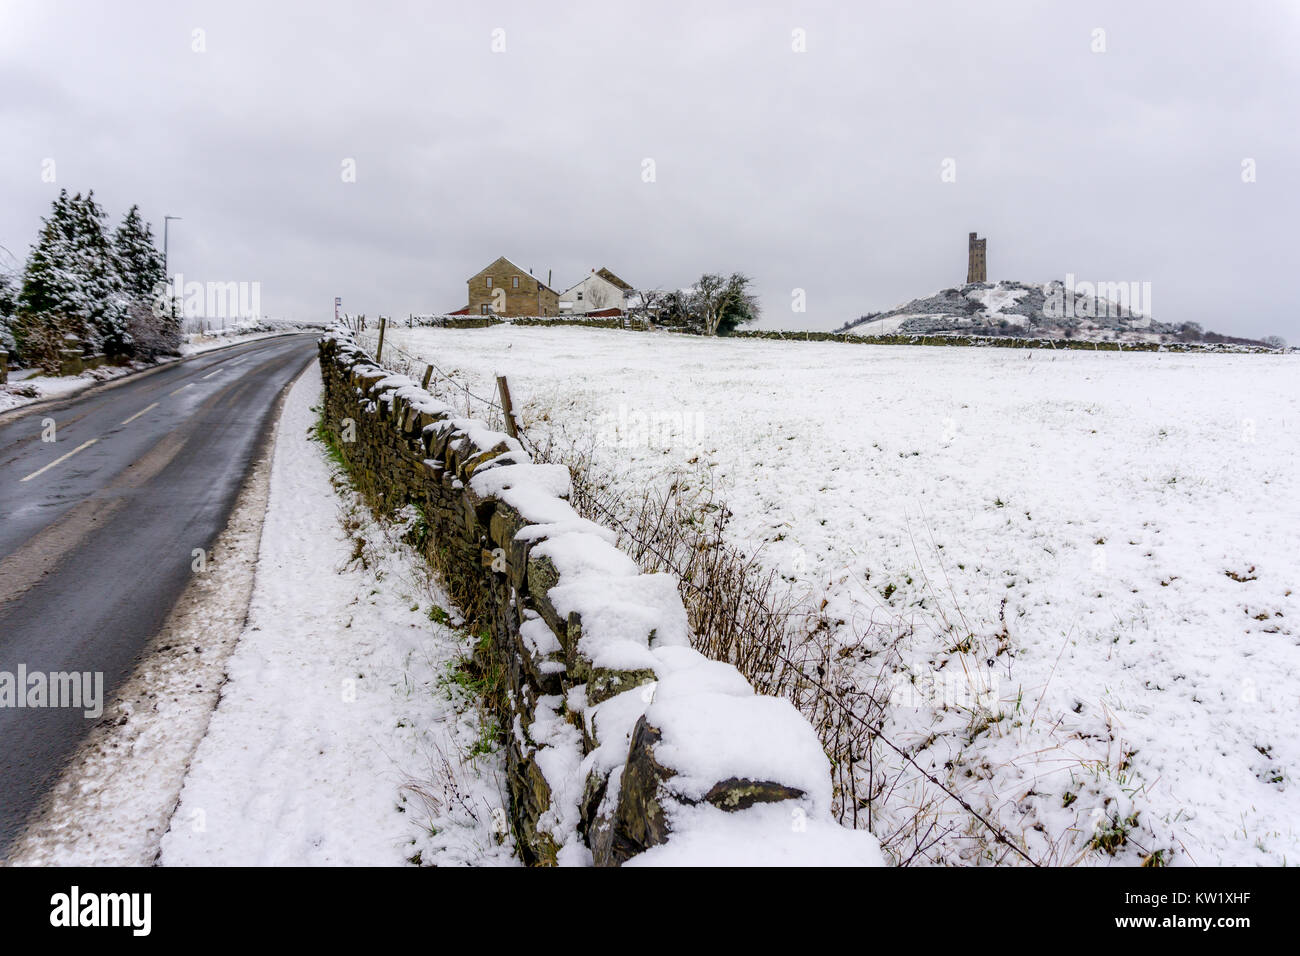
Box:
[15,192,175,366]
[114,205,165,301]
[115,205,179,356]
[71,190,131,355]
[0,252,17,356]
[16,188,89,361]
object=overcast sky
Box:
[2,0,1297,337]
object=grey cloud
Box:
[1,0,1296,337]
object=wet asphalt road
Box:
[0,334,318,854]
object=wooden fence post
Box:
[421,365,434,390]
[376,316,387,363]
[496,374,519,440]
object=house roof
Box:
[558,268,634,298]
[595,267,631,290]
[467,256,558,294]
[595,267,633,292]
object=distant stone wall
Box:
[698,328,1275,352]
[317,328,882,866]
[405,317,1272,353]
[413,314,647,332]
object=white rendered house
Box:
[558,267,633,315]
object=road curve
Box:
[0,334,319,853]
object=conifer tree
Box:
[16,188,88,361]
[114,204,179,356]
[114,205,165,301]
[71,190,131,355]
[0,255,17,356]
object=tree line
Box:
[0,189,179,373]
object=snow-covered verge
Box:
[158,366,514,866]
[0,361,152,412]
[318,329,884,865]
[377,324,1300,867]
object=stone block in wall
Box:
[58,348,83,376]
[518,613,566,697]
[524,530,636,617]
[507,734,560,866]
[601,689,829,865]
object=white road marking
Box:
[20,439,99,483]
[120,402,160,425]
[201,369,221,380]
[169,383,194,396]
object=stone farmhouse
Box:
[450,256,561,317]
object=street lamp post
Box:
[163,215,181,328]
[163,215,181,277]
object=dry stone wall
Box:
[318,328,883,866]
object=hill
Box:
[837,280,1274,348]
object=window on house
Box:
[480,305,488,314]
[577,291,583,301]
[512,276,520,289]
[485,277,492,288]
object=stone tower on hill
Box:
[967,232,987,284]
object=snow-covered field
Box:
[377,324,1300,866]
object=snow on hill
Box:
[839,280,1201,345]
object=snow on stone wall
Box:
[317,328,883,866]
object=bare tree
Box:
[626,287,667,325]
[690,272,759,336]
